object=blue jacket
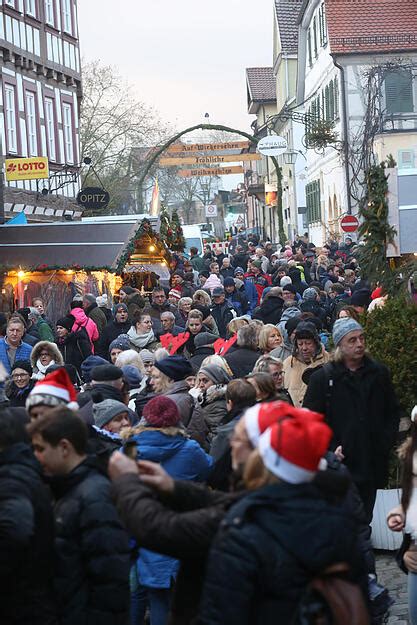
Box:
[130,429,213,588]
[0,338,32,375]
[242,280,258,316]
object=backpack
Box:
[295,562,370,625]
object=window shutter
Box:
[334,77,339,118]
[385,71,413,114]
[308,29,312,67]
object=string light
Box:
[17,270,25,278]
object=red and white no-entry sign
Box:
[340,215,359,233]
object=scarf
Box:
[128,326,155,349]
[36,358,55,376]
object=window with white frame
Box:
[62,102,74,164]
[26,91,38,156]
[44,97,56,161]
[45,0,54,24]
[62,0,72,34]
[4,85,18,154]
[25,0,36,16]
[5,0,17,7]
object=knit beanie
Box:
[115,302,128,313]
[280,276,293,288]
[285,317,301,336]
[168,289,181,302]
[140,349,155,364]
[234,266,244,276]
[252,260,262,270]
[154,355,193,381]
[302,287,318,301]
[12,360,33,376]
[282,284,297,294]
[199,364,231,385]
[93,399,128,429]
[223,277,235,288]
[109,334,131,353]
[142,396,181,428]
[332,318,363,347]
[80,355,108,383]
[56,316,74,332]
[194,332,218,349]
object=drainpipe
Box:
[332,56,352,215]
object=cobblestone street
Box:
[376,552,409,624]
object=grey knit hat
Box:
[194,332,218,349]
[140,349,155,364]
[93,399,129,429]
[109,334,131,354]
[332,318,363,346]
[302,287,318,301]
[199,364,231,385]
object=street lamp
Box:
[283,150,298,165]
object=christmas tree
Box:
[170,211,185,252]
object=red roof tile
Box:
[246,67,276,102]
[325,0,417,55]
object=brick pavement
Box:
[375,551,409,623]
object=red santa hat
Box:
[26,368,79,411]
[244,401,324,447]
[258,417,332,484]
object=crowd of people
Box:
[0,231,414,625]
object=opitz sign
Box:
[77,187,110,210]
[257,135,288,157]
[340,215,359,233]
[5,157,49,181]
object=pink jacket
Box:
[71,307,99,352]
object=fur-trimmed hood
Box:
[30,341,64,368]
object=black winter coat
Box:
[97,319,132,358]
[0,443,56,625]
[190,346,215,374]
[199,482,367,625]
[252,294,284,324]
[57,328,92,376]
[49,458,130,625]
[5,379,35,407]
[303,357,401,489]
[210,301,236,338]
[225,347,261,378]
[111,475,242,625]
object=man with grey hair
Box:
[158,311,183,338]
[303,317,401,522]
[83,293,107,335]
[28,307,54,343]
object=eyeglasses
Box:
[271,370,284,379]
[40,352,50,357]
[12,373,30,380]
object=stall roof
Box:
[0,220,139,269]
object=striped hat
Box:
[26,368,79,411]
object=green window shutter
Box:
[308,29,312,67]
[313,17,318,58]
[325,85,330,120]
[321,3,328,45]
[316,95,321,122]
[334,77,339,118]
[329,81,334,120]
[385,70,413,114]
[306,180,321,223]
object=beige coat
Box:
[283,348,330,407]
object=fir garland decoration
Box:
[357,158,397,291]
[170,211,185,252]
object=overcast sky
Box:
[77,0,273,133]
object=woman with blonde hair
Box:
[258,324,283,354]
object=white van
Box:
[182,224,204,254]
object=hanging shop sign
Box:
[76,187,110,210]
[265,184,277,206]
[167,140,250,154]
[160,153,261,167]
[178,166,244,177]
[5,156,49,181]
[257,135,288,157]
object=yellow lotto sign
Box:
[5,157,49,181]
